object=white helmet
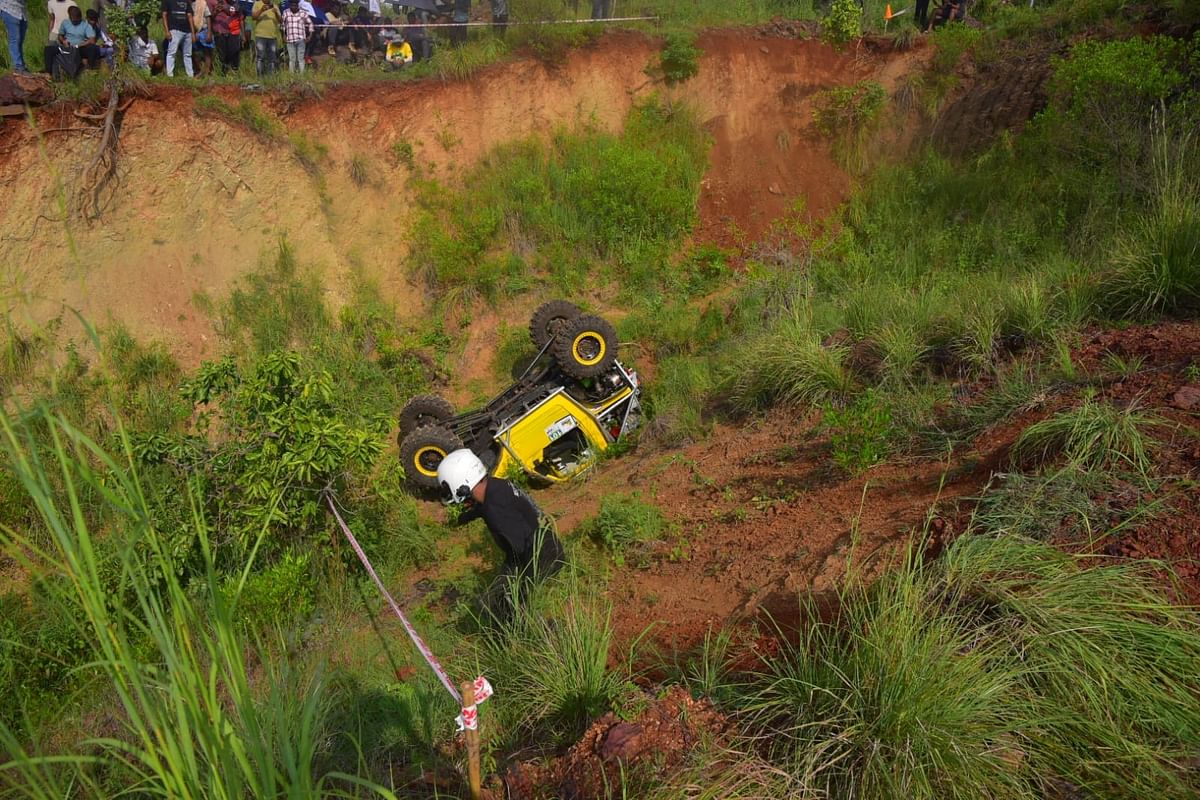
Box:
[436,449,487,504]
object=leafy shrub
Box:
[822,0,861,45]
[642,355,718,445]
[822,390,894,473]
[224,550,316,631]
[813,81,887,138]
[973,466,1151,542]
[140,349,386,558]
[1102,159,1200,317]
[929,23,983,71]
[390,139,415,168]
[0,408,362,798]
[1011,393,1158,476]
[726,317,855,411]
[1051,36,1198,122]
[660,33,701,85]
[577,494,665,565]
[194,96,282,140]
[812,80,887,168]
[348,154,372,187]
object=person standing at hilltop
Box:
[0,0,29,72]
[489,0,506,35]
[251,0,280,75]
[211,0,240,74]
[161,0,195,76]
[280,0,310,72]
[129,22,163,73]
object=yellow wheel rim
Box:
[414,445,447,477]
[572,331,606,366]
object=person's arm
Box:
[189,0,197,34]
[82,24,96,45]
[456,501,483,525]
[251,1,262,20]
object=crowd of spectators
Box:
[2,0,442,79]
[0,0,617,79]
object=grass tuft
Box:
[576,493,666,566]
[734,534,1200,799]
[1011,392,1159,476]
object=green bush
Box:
[577,493,666,565]
[1051,36,1198,121]
[1102,156,1200,317]
[1011,393,1159,476]
[410,100,709,299]
[973,466,1154,542]
[822,389,895,473]
[0,407,376,798]
[726,316,855,411]
[812,81,887,139]
[225,550,316,631]
[479,579,626,746]
[822,0,861,44]
[660,33,702,85]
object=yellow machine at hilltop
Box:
[397,302,641,490]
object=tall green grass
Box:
[1011,393,1159,476]
[477,572,627,747]
[0,406,396,798]
[732,534,1200,799]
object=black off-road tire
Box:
[398,394,456,441]
[529,300,582,349]
[399,424,463,491]
[553,314,618,380]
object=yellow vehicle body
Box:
[492,383,635,483]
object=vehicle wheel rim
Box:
[572,332,606,366]
[414,445,447,476]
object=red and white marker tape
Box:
[456,676,495,731]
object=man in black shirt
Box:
[160,0,195,76]
[437,449,565,623]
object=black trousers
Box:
[481,523,565,626]
[915,0,929,27]
[215,32,240,72]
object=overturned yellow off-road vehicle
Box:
[397,301,641,491]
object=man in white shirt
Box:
[129,22,162,72]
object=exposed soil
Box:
[0,27,931,368]
[532,321,1200,652]
[498,686,726,800]
[933,42,1060,158]
[1069,321,1200,604]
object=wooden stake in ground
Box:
[461,680,482,800]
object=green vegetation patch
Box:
[735,535,1200,798]
[577,493,666,565]
[410,99,710,302]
